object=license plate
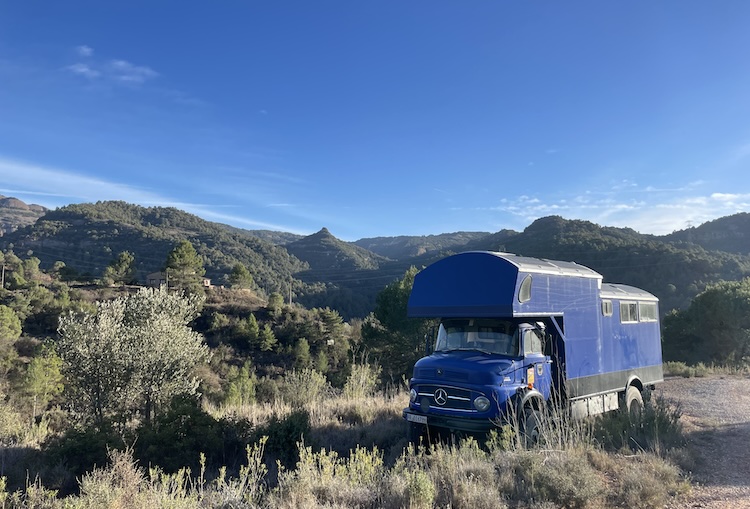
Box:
[406,413,427,424]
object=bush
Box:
[280,369,330,407]
[594,391,684,454]
[343,361,382,400]
[135,397,253,473]
[256,409,310,468]
[663,361,709,378]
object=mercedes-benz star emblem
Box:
[434,388,448,406]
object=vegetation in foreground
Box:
[1,377,691,509]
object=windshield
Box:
[435,319,520,356]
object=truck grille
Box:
[416,384,476,413]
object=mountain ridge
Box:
[1,196,749,319]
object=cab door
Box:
[524,328,552,399]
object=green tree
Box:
[244,313,260,348]
[0,304,21,377]
[227,263,254,289]
[23,347,64,418]
[0,305,21,340]
[23,257,41,284]
[57,287,211,428]
[224,361,256,407]
[361,266,436,379]
[102,251,137,286]
[3,251,26,290]
[663,277,750,365]
[267,292,284,318]
[165,240,205,293]
[294,338,312,369]
[258,323,277,352]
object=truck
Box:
[403,251,663,445]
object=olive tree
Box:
[57,287,210,428]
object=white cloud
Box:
[66,63,100,79]
[0,155,302,233]
[711,192,750,202]
[481,183,750,235]
[76,45,94,57]
[64,47,158,86]
[108,60,158,84]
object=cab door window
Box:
[524,329,543,355]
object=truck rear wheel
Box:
[625,386,643,422]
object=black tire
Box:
[407,421,426,448]
[625,386,643,422]
[522,408,542,448]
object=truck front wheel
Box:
[407,421,426,448]
[522,408,542,448]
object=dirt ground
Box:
[659,375,750,508]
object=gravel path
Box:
[659,375,750,508]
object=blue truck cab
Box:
[403,251,663,444]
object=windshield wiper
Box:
[440,347,493,355]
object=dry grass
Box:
[1,375,693,509]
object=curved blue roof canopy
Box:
[407,251,603,318]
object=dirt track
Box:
[659,375,750,508]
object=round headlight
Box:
[474,396,491,412]
[410,388,418,403]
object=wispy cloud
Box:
[0,155,304,233]
[729,141,750,164]
[482,182,749,235]
[76,45,94,57]
[65,46,158,86]
[108,59,158,84]
[66,63,101,79]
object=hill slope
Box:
[0,201,310,296]
[354,231,491,260]
[0,195,47,236]
[664,213,750,255]
[286,228,387,273]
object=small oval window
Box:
[518,275,532,303]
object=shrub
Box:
[256,409,310,468]
[343,360,382,400]
[280,369,330,408]
[135,397,253,473]
[594,391,684,454]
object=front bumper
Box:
[403,408,499,434]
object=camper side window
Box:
[620,301,638,323]
[639,302,658,322]
[601,300,613,317]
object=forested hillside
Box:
[0,201,313,298]
[2,199,749,318]
[354,231,491,259]
[664,212,750,255]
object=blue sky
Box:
[1,1,749,241]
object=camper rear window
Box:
[620,301,638,323]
